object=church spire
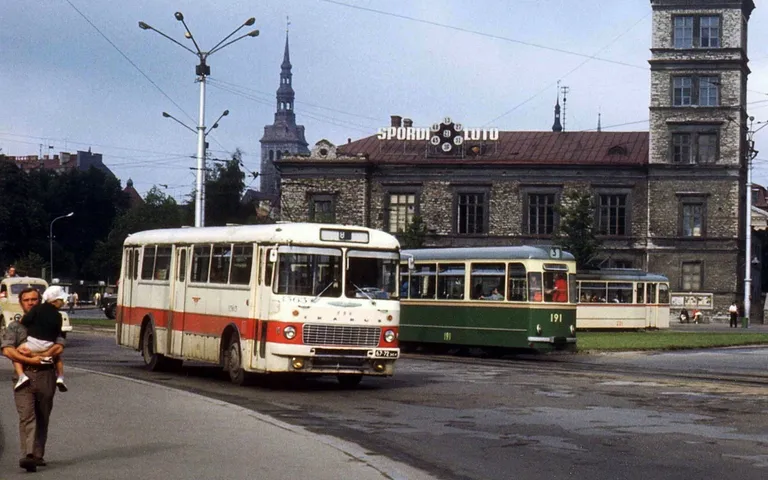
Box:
[597,110,602,132]
[275,24,295,124]
[552,95,563,132]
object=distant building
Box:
[259,31,309,205]
[6,149,115,177]
[123,178,144,208]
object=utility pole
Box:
[560,85,569,132]
[744,117,766,326]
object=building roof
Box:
[336,131,649,166]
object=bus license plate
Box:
[374,350,399,358]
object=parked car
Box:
[0,276,73,336]
[100,293,117,320]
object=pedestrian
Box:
[729,301,739,328]
[1,286,66,472]
[5,265,19,277]
[67,292,75,314]
[15,285,69,392]
[679,309,690,323]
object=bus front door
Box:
[169,247,189,355]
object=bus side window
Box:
[154,246,172,281]
[210,245,231,284]
[141,246,157,280]
[191,245,212,283]
[178,249,187,282]
[507,263,526,301]
[230,244,253,285]
[132,249,140,280]
[264,249,273,287]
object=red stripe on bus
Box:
[118,305,257,340]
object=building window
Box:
[527,193,556,235]
[388,193,417,233]
[309,194,335,223]
[670,130,719,164]
[700,16,721,48]
[598,194,627,236]
[673,15,720,49]
[681,262,702,290]
[672,76,719,107]
[456,192,487,234]
[681,202,705,237]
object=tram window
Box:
[580,282,607,302]
[647,283,657,303]
[399,263,409,299]
[607,283,632,303]
[154,246,172,281]
[438,263,465,300]
[191,245,212,283]
[528,272,543,302]
[507,263,527,301]
[543,271,568,302]
[412,264,437,299]
[658,283,669,304]
[635,283,645,303]
[210,245,232,284]
[470,263,505,300]
[141,246,156,280]
[230,244,253,285]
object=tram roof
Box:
[401,246,575,262]
[124,223,400,249]
[575,269,668,282]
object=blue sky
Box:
[3,0,768,201]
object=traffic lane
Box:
[64,334,768,480]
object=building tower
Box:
[552,94,563,132]
[648,0,754,313]
[259,30,309,201]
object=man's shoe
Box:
[34,457,46,466]
[56,378,68,392]
[20,455,37,472]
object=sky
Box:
[4,0,768,202]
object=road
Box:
[56,331,768,480]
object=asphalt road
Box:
[55,331,768,480]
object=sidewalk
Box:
[0,362,437,480]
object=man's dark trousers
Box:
[13,365,56,459]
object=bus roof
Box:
[124,223,400,250]
[401,246,575,262]
[575,269,669,282]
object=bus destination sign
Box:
[320,228,370,244]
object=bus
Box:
[115,223,401,386]
[399,246,577,354]
[575,269,670,329]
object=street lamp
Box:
[744,117,768,326]
[50,212,74,283]
[139,12,258,227]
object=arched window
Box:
[269,150,274,161]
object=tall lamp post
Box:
[139,12,258,227]
[49,212,74,283]
[744,117,768,326]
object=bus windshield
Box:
[275,247,343,297]
[346,250,399,299]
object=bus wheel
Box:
[337,374,363,388]
[141,325,164,371]
[225,336,247,385]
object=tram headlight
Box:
[284,325,297,340]
[383,329,396,343]
[536,324,542,335]
[569,324,575,335]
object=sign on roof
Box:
[377,117,499,156]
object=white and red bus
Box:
[115,223,401,386]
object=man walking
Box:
[1,286,65,472]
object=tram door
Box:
[168,247,189,355]
[646,283,658,328]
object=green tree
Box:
[0,161,47,271]
[13,252,47,278]
[555,189,601,270]
[204,150,247,226]
[398,215,428,249]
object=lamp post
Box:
[49,212,74,283]
[744,118,768,326]
[139,12,258,227]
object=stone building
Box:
[259,31,309,205]
[272,0,758,319]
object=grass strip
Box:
[69,318,115,328]
[578,331,768,351]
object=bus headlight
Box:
[569,324,575,335]
[284,325,297,340]
[536,324,542,335]
[383,329,396,343]
[291,357,305,369]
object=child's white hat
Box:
[42,285,69,303]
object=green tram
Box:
[399,246,577,354]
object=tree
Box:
[13,252,47,278]
[204,150,247,226]
[555,189,601,270]
[398,215,428,249]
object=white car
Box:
[0,277,73,337]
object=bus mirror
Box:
[269,250,277,263]
[407,257,414,271]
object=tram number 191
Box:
[550,313,563,323]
